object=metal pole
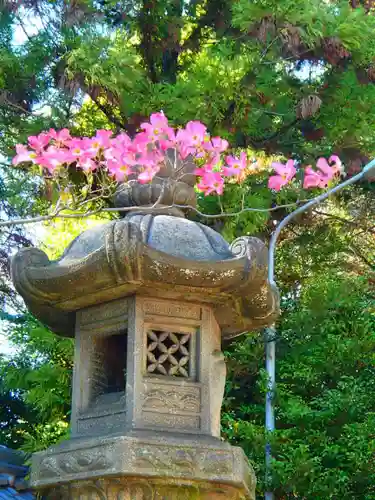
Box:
[264,159,375,499]
[264,326,276,500]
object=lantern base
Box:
[31,432,255,499]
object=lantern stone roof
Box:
[12,161,279,339]
[11,207,279,340]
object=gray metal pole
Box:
[265,325,276,500]
[264,159,375,500]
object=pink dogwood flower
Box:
[204,137,229,154]
[91,130,113,150]
[141,112,168,132]
[104,144,125,162]
[141,112,175,144]
[194,162,216,177]
[111,132,132,150]
[223,152,247,177]
[77,155,98,172]
[14,112,345,201]
[36,147,73,172]
[48,128,71,145]
[268,160,296,191]
[129,136,163,169]
[12,145,38,165]
[316,155,343,180]
[203,137,229,165]
[158,133,177,151]
[177,142,196,160]
[106,158,133,181]
[137,166,160,183]
[132,132,153,152]
[328,155,342,172]
[67,138,92,159]
[177,121,207,148]
[303,166,327,189]
[196,171,224,196]
[28,133,50,152]
[81,131,113,156]
[316,158,334,179]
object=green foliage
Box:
[317,69,375,149]
[223,273,375,499]
[2,0,375,165]
[66,32,143,95]
[0,315,73,451]
[0,367,39,449]
[232,0,375,61]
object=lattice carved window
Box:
[146,330,192,378]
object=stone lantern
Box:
[11,156,279,499]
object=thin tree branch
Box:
[313,209,375,233]
[260,36,281,62]
[348,243,375,269]
[90,95,125,131]
[13,13,32,42]
[0,201,307,229]
[0,98,34,116]
[254,119,299,145]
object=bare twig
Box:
[0,200,308,229]
[241,191,246,212]
[151,182,166,208]
[260,36,280,62]
[218,195,224,214]
[253,108,288,117]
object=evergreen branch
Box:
[251,119,300,146]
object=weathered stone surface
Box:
[113,148,198,211]
[32,433,255,499]
[142,384,201,413]
[146,215,233,261]
[11,214,279,339]
[42,477,250,499]
[71,297,223,439]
